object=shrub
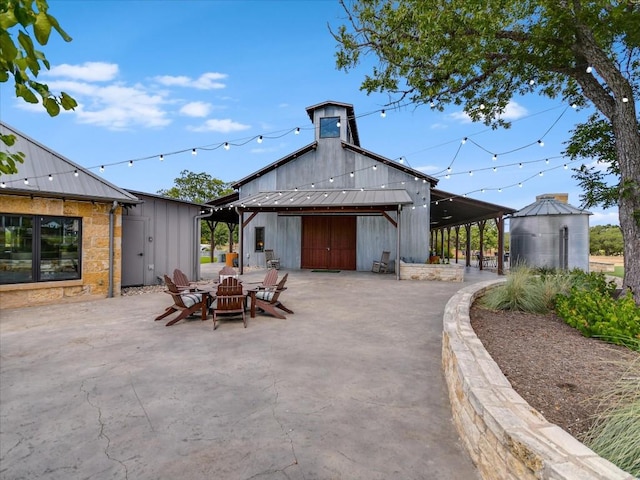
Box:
[582,356,640,476]
[555,289,640,350]
[481,265,548,312]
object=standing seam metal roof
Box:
[511,196,591,217]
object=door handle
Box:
[326,247,330,251]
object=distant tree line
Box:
[589,224,623,256]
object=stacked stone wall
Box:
[399,261,464,282]
[442,280,634,479]
[0,194,121,308]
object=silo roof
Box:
[511,196,591,217]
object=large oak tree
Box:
[333,0,639,302]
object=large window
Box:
[319,116,340,138]
[0,214,81,284]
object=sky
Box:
[0,0,622,226]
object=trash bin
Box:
[226,252,238,267]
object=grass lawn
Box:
[611,265,624,278]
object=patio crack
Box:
[80,380,129,479]
[265,347,300,478]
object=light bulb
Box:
[159,155,164,161]
[445,174,450,179]
[0,182,5,188]
[529,79,535,85]
[563,164,568,169]
[100,166,105,172]
[461,137,467,144]
[372,165,377,170]
[586,66,593,73]
[492,167,497,172]
[469,171,473,176]
[429,99,435,107]
[311,183,315,188]
[571,103,577,109]
[191,148,197,155]
[48,174,53,181]
[380,109,386,118]
[295,127,300,134]
[539,171,544,176]
[128,160,133,167]
[492,154,497,161]
[538,140,544,147]
[545,158,549,164]
[350,171,354,177]
[381,184,385,188]
[329,177,334,183]
[518,183,523,187]
[622,97,629,103]
[519,163,523,168]
[74,169,79,177]
[447,167,452,173]
[336,121,341,127]
[224,142,230,150]
[257,136,263,143]
[479,103,485,110]
[24,178,29,185]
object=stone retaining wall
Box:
[399,261,464,282]
[442,280,633,480]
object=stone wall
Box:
[399,261,464,282]
[442,280,633,480]
[0,194,122,308]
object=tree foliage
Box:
[333,0,640,302]
[0,0,77,174]
[590,224,624,255]
[158,170,234,253]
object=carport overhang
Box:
[204,188,516,275]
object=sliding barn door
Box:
[301,216,356,270]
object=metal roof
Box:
[0,122,140,204]
[511,195,591,217]
[228,189,413,212]
[430,188,518,228]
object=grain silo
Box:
[509,194,591,271]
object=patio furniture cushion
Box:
[181,293,202,308]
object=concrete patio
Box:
[0,265,495,479]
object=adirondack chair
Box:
[245,268,278,288]
[211,277,247,329]
[155,275,209,326]
[253,273,293,319]
[264,249,280,270]
[372,251,391,273]
[173,268,198,291]
[218,265,239,283]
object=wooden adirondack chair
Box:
[212,277,247,329]
[246,268,278,288]
[218,265,238,283]
[173,268,198,291]
[155,275,209,326]
[253,273,293,319]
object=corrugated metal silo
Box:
[509,194,591,271]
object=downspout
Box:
[108,200,119,298]
[396,204,401,281]
[194,208,213,280]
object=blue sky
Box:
[0,0,620,226]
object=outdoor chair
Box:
[253,273,293,319]
[218,265,239,283]
[211,277,247,329]
[264,249,280,270]
[372,251,390,273]
[246,268,278,288]
[155,275,209,326]
[173,268,199,291]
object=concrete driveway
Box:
[0,266,489,479]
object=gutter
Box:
[108,200,119,298]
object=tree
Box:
[158,170,234,257]
[333,0,640,302]
[0,0,77,174]
[589,224,624,255]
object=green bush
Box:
[555,289,640,350]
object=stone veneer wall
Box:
[399,261,464,282]
[0,195,122,309]
[442,279,634,480]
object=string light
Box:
[257,136,263,143]
[295,127,300,134]
[461,137,467,144]
[24,178,29,185]
[48,174,53,181]
[191,148,197,155]
[329,177,334,183]
[0,182,5,188]
[128,160,133,167]
[622,97,629,103]
[100,166,105,172]
[380,109,386,118]
[350,171,354,177]
[74,169,79,177]
[159,154,164,161]
[586,65,593,73]
[492,154,497,161]
[223,142,230,150]
[537,140,544,147]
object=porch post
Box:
[495,214,505,275]
[238,210,244,275]
[465,223,472,267]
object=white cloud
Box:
[46,62,119,82]
[154,72,227,90]
[180,101,212,117]
[449,100,528,124]
[189,118,251,133]
[430,123,448,130]
[590,210,620,226]
[415,164,440,173]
